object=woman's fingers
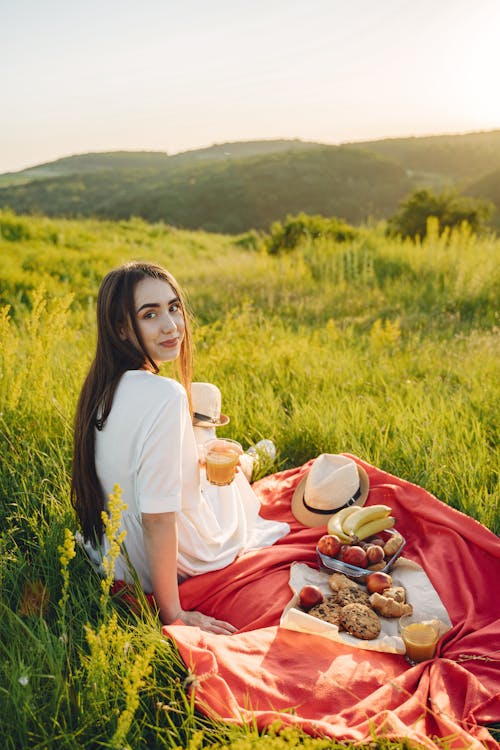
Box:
[180,609,237,634]
[208,617,238,634]
[206,621,237,635]
[200,614,237,634]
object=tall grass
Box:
[0,210,498,748]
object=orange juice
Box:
[401,621,439,663]
[205,439,242,486]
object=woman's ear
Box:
[119,322,129,341]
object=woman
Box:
[71,261,288,633]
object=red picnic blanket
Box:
[161,456,500,749]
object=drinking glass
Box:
[205,438,242,486]
[400,612,440,665]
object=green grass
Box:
[0,210,498,748]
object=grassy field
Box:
[0,209,498,748]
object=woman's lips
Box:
[159,338,179,349]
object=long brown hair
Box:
[71,261,193,544]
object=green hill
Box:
[0,145,410,233]
[349,130,500,184]
[463,167,500,228]
[0,140,321,185]
[1,130,500,232]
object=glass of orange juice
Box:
[205,438,242,486]
[400,612,440,665]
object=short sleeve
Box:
[136,385,189,514]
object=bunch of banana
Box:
[328,504,395,542]
[327,507,359,542]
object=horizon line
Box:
[3,125,500,176]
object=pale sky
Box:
[2,0,500,173]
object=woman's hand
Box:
[174,608,238,635]
[238,453,255,482]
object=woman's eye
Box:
[169,303,180,313]
[144,311,156,319]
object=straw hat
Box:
[291,454,369,528]
[191,382,229,427]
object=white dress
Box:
[92,370,289,591]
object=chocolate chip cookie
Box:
[307,596,342,626]
[336,586,371,607]
[339,602,381,640]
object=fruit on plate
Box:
[299,585,324,611]
[383,532,404,558]
[330,504,397,542]
[367,561,386,572]
[316,516,404,577]
[317,534,342,558]
[341,505,393,536]
[341,545,368,568]
[327,506,359,542]
[355,515,395,541]
[365,544,385,565]
[365,571,393,593]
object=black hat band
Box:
[193,411,220,424]
[302,484,362,516]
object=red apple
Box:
[341,545,368,568]
[317,534,342,558]
[299,585,324,611]
[337,544,350,561]
[366,571,393,594]
[365,544,385,565]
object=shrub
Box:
[387,188,493,239]
[233,230,262,250]
[264,212,358,254]
[0,211,31,241]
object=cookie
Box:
[339,603,381,640]
[307,596,342,626]
[328,573,354,591]
[336,586,371,607]
[328,573,370,605]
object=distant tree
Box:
[387,188,493,239]
[265,212,357,254]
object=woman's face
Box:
[124,277,186,367]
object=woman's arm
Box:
[141,511,237,634]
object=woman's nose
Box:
[161,311,177,333]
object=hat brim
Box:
[192,413,230,428]
[291,462,370,528]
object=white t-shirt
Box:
[93,370,289,590]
